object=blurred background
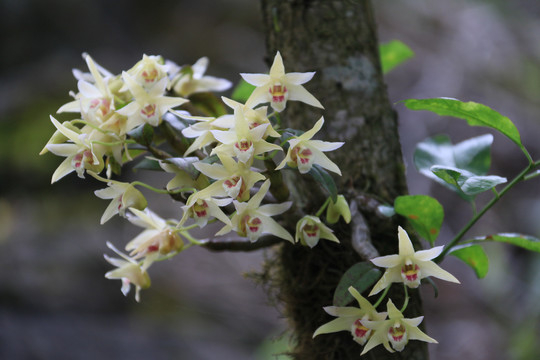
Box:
[1,0,540,359]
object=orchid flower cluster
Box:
[41,52,347,302]
[314,226,460,355]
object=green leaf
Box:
[431,165,507,196]
[308,164,338,202]
[133,157,162,171]
[379,40,414,74]
[231,79,256,102]
[450,244,489,278]
[472,233,540,253]
[161,157,200,179]
[127,123,154,146]
[403,98,523,151]
[333,262,381,307]
[394,195,444,245]
[414,134,503,199]
[188,92,227,117]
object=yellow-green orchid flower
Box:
[241,51,323,112]
[117,71,188,129]
[313,286,387,346]
[171,57,232,97]
[276,117,343,175]
[46,116,104,182]
[191,153,266,202]
[58,54,115,124]
[210,106,282,164]
[215,180,293,243]
[295,215,340,248]
[94,180,147,224]
[361,299,437,354]
[369,226,460,296]
[104,242,151,303]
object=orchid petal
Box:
[287,83,324,109]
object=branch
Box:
[200,234,283,252]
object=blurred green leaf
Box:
[450,244,489,278]
[309,164,338,202]
[473,233,540,253]
[414,134,504,199]
[161,157,200,179]
[394,195,444,245]
[231,79,256,102]
[403,98,523,151]
[431,165,507,196]
[333,262,381,306]
[188,92,227,117]
[379,40,414,74]
[133,157,162,171]
[128,123,154,146]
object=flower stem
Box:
[400,284,409,313]
[315,197,331,218]
[373,285,391,308]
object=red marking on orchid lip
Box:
[195,210,207,217]
[269,85,287,103]
[147,245,159,253]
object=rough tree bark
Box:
[260,1,429,359]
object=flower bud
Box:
[326,195,351,224]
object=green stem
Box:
[92,139,136,147]
[400,284,409,313]
[181,231,204,245]
[437,160,539,261]
[131,181,195,195]
[373,285,391,309]
[315,197,331,217]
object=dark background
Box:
[1,1,540,359]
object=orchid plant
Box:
[41,44,540,357]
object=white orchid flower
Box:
[295,215,340,248]
[369,226,460,296]
[172,57,232,97]
[276,117,344,175]
[361,299,437,355]
[313,286,387,346]
[104,242,151,303]
[210,106,282,164]
[215,180,293,243]
[241,51,323,112]
[117,72,188,129]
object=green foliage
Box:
[188,92,227,117]
[404,98,525,157]
[333,262,381,306]
[415,134,506,199]
[133,157,162,171]
[161,157,200,179]
[379,40,414,74]
[394,195,444,245]
[308,164,338,202]
[472,233,540,253]
[431,166,507,196]
[231,79,256,102]
[450,244,489,278]
[128,123,154,146]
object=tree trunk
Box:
[261,1,429,359]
